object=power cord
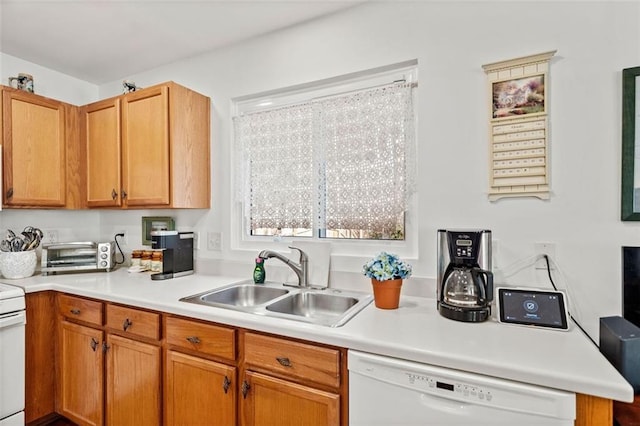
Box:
[114,233,126,265]
[543,254,597,347]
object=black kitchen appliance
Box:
[150,230,194,280]
[437,229,493,322]
[600,316,640,392]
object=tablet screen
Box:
[497,288,569,330]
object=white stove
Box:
[0,282,26,425]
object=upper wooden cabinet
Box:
[85,97,121,207]
[84,82,211,209]
[0,81,209,210]
[1,87,83,208]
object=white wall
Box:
[2,2,640,340]
[1,52,97,104]
[96,1,640,339]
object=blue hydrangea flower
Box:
[363,252,412,281]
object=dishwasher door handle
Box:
[0,311,26,329]
[418,392,472,416]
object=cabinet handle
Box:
[122,318,132,331]
[241,380,251,399]
[186,336,201,344]
[70,308,81,315]
[102,342,110,353]
[121,189,127,199]
[111,189,118,200]
[90,337,99,352]
[6,188,13,199]
[276,357,292,367]
[223,375,231,394]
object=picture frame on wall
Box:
[492,74,545,119]
[483,50,556,201]
[141,216,175,245]
[621,66,640,220]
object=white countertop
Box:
[5,269,633,403]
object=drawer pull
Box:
[70,308,81,315]
[241,380,251,399]
[122,318,132,331]
[276,357,292,367]
[186,336,201,344]
[90,337,99,352]
[223,375,231,394]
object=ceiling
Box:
[0,0,362,84]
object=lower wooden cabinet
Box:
[241,331,345,426]
[106,334,161,425]
[165,350,237,426]
[164,323,343,426]
[58,320,104,426]
[163,315,238,426]
[23,291,614,426]
[25,292,57,424]
[241,371,340,426]
[56,295,161,426]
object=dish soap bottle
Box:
[253,257,266,284]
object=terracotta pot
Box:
[371,278,403,309]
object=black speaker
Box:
[600,316,640,392]
[623,247,640,328]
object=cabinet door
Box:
[241,371,339,426]
[105,334,161,426]
[121,86,170,207]
[2,90,66,206]
[59,321,104,426]
[85,98,121,207]
[165,350,236,426]
[25,292,57,423]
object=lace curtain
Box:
[234,103,315,229]
[234,82,416,236]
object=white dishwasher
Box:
[348,350,575,425]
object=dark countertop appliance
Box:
[150,231,194,280]
[437,229,493,322]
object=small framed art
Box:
[492,74,545,119]
[141,216,175,245]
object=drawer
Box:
[57,293,103,326]
[106,304,160,340]
[243,332,341,388]
[165,316,236,361]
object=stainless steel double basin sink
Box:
[180,280,373,327]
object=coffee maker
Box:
[150,230,194,280]
[437,229,493,322]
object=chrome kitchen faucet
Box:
[258,247,309,288]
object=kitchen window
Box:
[233,61,417,242]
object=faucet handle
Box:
[288,246,308,262]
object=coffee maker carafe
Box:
[437,229,493,322]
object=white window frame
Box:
[230,60,418,261]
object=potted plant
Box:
[363,252,412,309]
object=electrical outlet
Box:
[207,232,222,251]
[116,230,127,245]
[44,230,58,244]
[535,242,556,270]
